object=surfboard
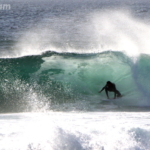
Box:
[101,99,115,101]
[101,95,123,102]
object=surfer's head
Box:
[107,81,111,85]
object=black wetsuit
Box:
[100,82,121,99]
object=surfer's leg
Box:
[114,92,116,99]
[105,89,109,99]
[116,90,121,97]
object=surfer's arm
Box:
[98,86,106,93]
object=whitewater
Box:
[0,0,150,149]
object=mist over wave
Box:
[1,5,150,58]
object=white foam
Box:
[0,112,150,149]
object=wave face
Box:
[0,51,150,112]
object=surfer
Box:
[99,81,122,99]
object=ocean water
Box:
[1,0,150,149]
